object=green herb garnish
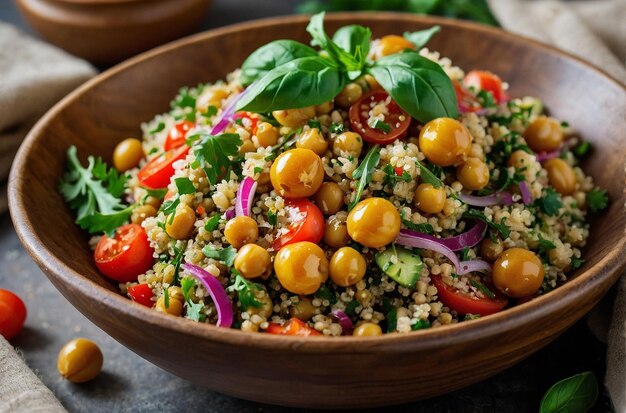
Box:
[416,159,443,188]
[181,277,205,322]
[587,188,608,212]
[368,118,391,133]
[411,319,430,330]
[463,209,510,240]
[540,372,598,413]
[469,279,495,299]
[202,245,238,267]
[403,26,441,50]
[349,145,381,210]
[187,132,242,186]
[227,270,263,309]
[536,188,563,216]
[386,308,398,333]
[204,214,221,232]
[174,177,196,195]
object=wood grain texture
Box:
[8,13,626,409]
[14,0,213,65]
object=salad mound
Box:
[60,13,608,337]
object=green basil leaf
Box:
[239,40,318,87]
[403,25,441,50]
[368,51,458,122]
[332,24,372,67]
[306,12,361,71]
[349,145,380,210]
[235,56,346,113]
[540,372,598,413]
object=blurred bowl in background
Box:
[14,0,213,65]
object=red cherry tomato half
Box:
[233,111,260,135]
[0,289,27,340]
[453,80,482,113]
[349,90,411,144]
[94,224,154,283]
[431,275,508,317]
[164,121,194,151]
[463,70,507,103]
[273,199,324,250]
[265,318,321,336]
[137,144,189,189]
[127,283,155,307]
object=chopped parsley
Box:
[171,246,185,286]
[587,188,608,212]
[174,177,196,195]
[411,319,430,330]
[367,118,391,133]
[386,308,398,332]
[329,122,345,134]
[143,187,168,200]
[469,279,495,299]
[163,287,170,309]
[573,140,592,159]
[536,188,562,216]
[415,159,443,188]
[148,121,166,134]
[537,234,556,257]
[202,245,237,267]
[463,208,510,240]
[460,247,471,261]
[181,277,205,322]
[314,284,337,305]
[308,119,321,129]
[477,90,496,108]
[204,214,221,232]
[187,132,242,186]
[227,270,263,309]
[349,145,380,210]
[58,146,133,236]
[344,300,360,317]
[400,210,434,234]
[571,257,585,270]
[267,209,278,226]
[253,166,264,175]
[382,163,411,187]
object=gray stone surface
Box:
[0,0,616,411]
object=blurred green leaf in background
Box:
[297,0,499,26]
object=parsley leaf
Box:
[148,121,166,134]
[143,187,168,200]
[329,122,345,134]
[537,234,556,259]
[415,159,443,188]
[314,284,337,305]
[536,188,563,216]
[187,132,242,186]
[227,270,263,309]
[587,188,608,212]
[411,319,430,330]
[59,146,132,235]
[469,279,495,299]
[181,277,205,322]
[463,208,510,240]
[349,145,380,210]
[367,118,391,133]
[571,257,585,270]
[382,163,411,187]
[573,140,592,159]
[477,90,496,108]
[268,209,278,226]
[307,119,321,129]
[400,210,434,234]
[174,177,196,195]
[171,246,185,286]
[202,245,238,267]
[386,308,398,333]
[204,214,221,231]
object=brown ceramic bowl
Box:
[14,0,213,65]
[9,13,626,409]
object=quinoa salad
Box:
[59,13,608,337]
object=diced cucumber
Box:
[375,246,423,289]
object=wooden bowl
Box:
[14,0,213,65]
[9,13,626,409]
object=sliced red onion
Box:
[395,230,491,276]
[535,148,561,162]
[400,221,486,252]
[235,177,258,217]
[210,87,250,135]
[518,181,532,205]
[459,260,492,274]
[182,263,233,328]
[224,208,235,220]
[458,191,513,207]
[330,310,354,335]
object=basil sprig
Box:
[236,12,457,123]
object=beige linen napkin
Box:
[0,22,95,211]
[0,336,66,413]
[488,0,626,410]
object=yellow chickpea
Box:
[131,204,157,225]
[315,101,334,115]
[523,116,563,153]
[419,118,472,167]
[272,106,316,127]
[255,122,279,147]
[239,139,256,154]
[347,198,401,248]
[296,128,328,155]
[378,35,416,57]
[480,238,503,261]
[270,148,324,198]
[413,183,446,214]
[57,338,103,383]
[314,182,344,215]
[323,215,351,248]
[289,297,318,321]
[155,295,184,316]
[457,157,490,190]
[329,247,366,287]
[224,216,258,248]
[353,322,383,336]
[493,248,544,298]
[113,138,144,172]
[544,158,577,195]
[335,83,363,108]
[234,244,272,279]
[332,132,363,157]
[273,242,329,295]
[165,204,196,240]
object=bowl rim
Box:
[9,12,626,353]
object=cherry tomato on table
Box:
[94,224,154,283]
[137,144,189,189]
[431,275,508,317]
[266,318,321,336]
[0,289,27,340]
[463,70,507,103]
[273,199,324,250]
[127,284,155,307]
[349,90,411,144]
[164,121,194,151]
